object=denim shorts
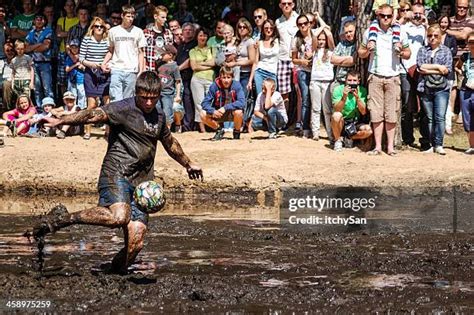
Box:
[98,177,149,226]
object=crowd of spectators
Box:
[0,0,473,156]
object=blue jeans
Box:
[251,107,286,134]
[159,94,174,124]
[68,81,86,109]
[297,70,311,130]
[460,89,474,132]
[254,68,277,96]
[109,70,137,102]
[34,63,54,110]
[420,89,449,147]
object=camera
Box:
[349,83,358,90]
[414,15,422,20]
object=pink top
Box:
[11,106,36,118]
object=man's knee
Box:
[110,203,131,226]
[233,109,243,118]
[332,111,343,123]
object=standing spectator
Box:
[95,2,109,24]
[439,14,458,135]
[174,0,194,26]
[11,40,34,100]
[417,24,453,155]
[25,13,54,111]
[80,17,111,140]
[169,20,180,32]
[10,0,36,40]
[56,0,78,99]
[309,28,335,142]
[207,20,226,56]
[65,39,86,109]
[1,42,15,111]
[109,10,122,28]
[176,22,196,132]
[446,0,474,124]
[275,0,298,106]
[226,18,255,124]
[331,21,357,92]
[397,1,412,25]
[144,5,174,72]
[216,24,238,78]
[67,6,90,48]
[190,28,215,133]
[249,19,279,96]
[252,8,267,41]
[339,0,359,40]
[400,3,428,148]
[291,14,314,138]
[359,4,411,156]
[0,5,11,61]
[331,71,372,152]
[456,31,474,154]
[101,5,146,102]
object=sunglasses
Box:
[281,2,293,6]
[297,21,309,27]
[379,14,393,19]
[0,9,5,13]
[264,27,274,31]
[94,25,104,29]
[458,6,468,10]
[238,25,247,30]
[427,34,439,38]
[400,8,410,12]
[254,15,263,19]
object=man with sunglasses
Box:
[32,71,203,274]
[359,4,411,156]
[276,0,298,108]
[252,8,267,41]
[109,10,122,27]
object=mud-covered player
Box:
[32,71,203,273]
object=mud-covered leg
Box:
[110,220,147,274]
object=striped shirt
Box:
[79,36,110,63]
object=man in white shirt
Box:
[359,4,411,156]
[102,5,146,102]
[276,0,298,103]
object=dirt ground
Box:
[0,127,473,194]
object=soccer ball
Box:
[133,181,166,214]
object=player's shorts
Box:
[98,176,149,226]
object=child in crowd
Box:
[65,39,86,109]
[250,78,288,139]
[368,1,401,53]
[27,96,55,137]
[0,94,36,137]
[51,91,82,139]
[156,45,182,129]
[11,40,34,101]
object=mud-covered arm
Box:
[160,132,203,180]
[43,108,109,127]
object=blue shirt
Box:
[25,26,53,62]
[65,55,84,84]
[201,79,245,115]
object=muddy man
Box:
[31,71,203,274]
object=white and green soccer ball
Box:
[133,181,166,214]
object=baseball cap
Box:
[157,44,177,56]
[41,97,55,107]
[63,91,76,99]
[69,39,80,47]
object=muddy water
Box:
[0,190,473,312]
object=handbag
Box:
[344,119,358,138]
[424,48,447,90]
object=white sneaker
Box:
[422,147,434,154]
[435,146,446,155]
[268,132,277,139]
[334,139,343,152]
[465,148,474,155]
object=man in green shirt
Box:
[331,71,372,152]
[10,0,36,39]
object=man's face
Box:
[253,10,266,27]
[412,6,425,25]
[182,26,194,41]
[279,0,294,15]
[216,22,226,38]
[64,0,75,14]
[34,16,45,29]
[169,20,180,31]
[110,13,122,26]
[220,74,233,89]
[440,5,451,16]
[456,0,469,18]
[136,93,160,113]
[15,44,25,55]
[0,7,6,21]
[346,74,360,86]
[173,28,183,44]
[122,13,135,28]
[179,0,187,11]
[351,1,359,15]
[155,11,167,26]
[44,7,54,23]
[78,9,89,23]
[378,7,394,28]
[344,24,355,42]
[427,29,441,47]
[23,0,34,14]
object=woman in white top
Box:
[248,19,279,96]
[309,27,335,141]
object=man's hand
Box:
[41,116,62,128]
[367,41,376,52]
[342,85,351,97]
[212,109,224,119]
[186,163,203,181]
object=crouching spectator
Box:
[27,96,54,137]
[200,66,245,140]
[50,91,82,139]
[250,78,288,139]
[0,94,36,137]
[331,71,372,152]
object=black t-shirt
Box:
[176,40,196,81]
[99,97,170,186]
